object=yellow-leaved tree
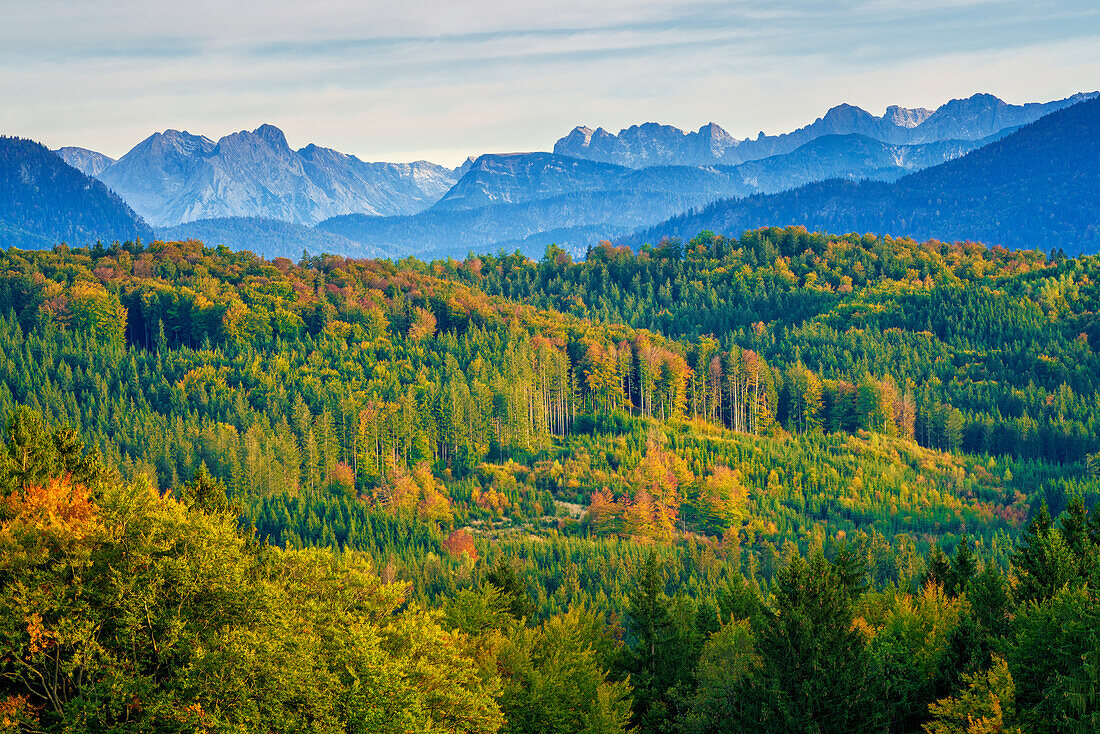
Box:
[0,409,501,733]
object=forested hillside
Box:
[0,137,154,249]
[1,231,1098,732]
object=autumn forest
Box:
[1,226,1099,732]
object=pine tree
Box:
[1013,502,1077,605]
[742,553,885,733]
[622,552,674,733]
[947,537,977,597]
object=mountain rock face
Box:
[97,130,217,226]
[629,96,1100,254]
[883,105,934,128]
[97,125,458,226]
[555,92,1097,167]
[0,136,154,248]
[433,153,643,210]
[54,147,117,177]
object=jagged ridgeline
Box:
[1,228,1099,732]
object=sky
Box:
[2,0,1099,166]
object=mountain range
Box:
[1,90,1097,256]
[308,131,1007,258]
[87,125,459,227]
[554,92,1095,167]
[629,96,1100,255]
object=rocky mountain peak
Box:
[819,103,878,127]
[454,156,477,177]
[570,126,595,144]
[216,125,292,156]
[95,124,457,227]
[253,123,291,150]
[145,129,216,157]
[883,105,933,128]
[698,122,734,142]
[54,146,117,177]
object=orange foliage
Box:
[25,613,51,655]
[2,476,98,540]
[586,488,620,528]
[328,463,356,498]
[408,307,438,341]
[442,529,478,561]
[633,439,688,514]
[0,694,40,730]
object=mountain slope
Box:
[316,187,724,258]
[630,96,1100,254]
[724,132,1004,192]
[96,129,217,225]
[155,216,385,259]
[434,152,752,212]
[0,136,154,248]
[98,125,457,226]
[556,91,1096,167]
[54,146,117,176]
[433,153,637,210]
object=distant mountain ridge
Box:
[320,130,998,257]
[555,92,1097,167]
[0,137,153,248]
[156,216,386,259]
[433,153,752,212]
[315,187,719,260]
[629,96,1100,254]
[723,131,1007,192]
[15,90,1097,258]
[54,146,116,177]
[95,125,459,227]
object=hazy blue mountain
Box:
[316,187,727,259]
[155,216,385,259]
[0,136,154,249]
[433,154,636,210]
[434,153,752,212]
[554,122,736,168]
[489,224,635,255]
[309,127,1015,259]
[628,96,1100,254]
[724,131,1008,192]
[555,92,1096,167]
[97,129,216,225]
[53,146,116,177]
[97,125,458,226]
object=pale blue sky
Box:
[2,0,1098,165]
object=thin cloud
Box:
[2,0,1098,164]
